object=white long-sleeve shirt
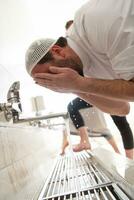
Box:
[67,0,134,80]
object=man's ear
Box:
[51,45,66,58]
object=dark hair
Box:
[65,20,73,30]
[37,37,67,64]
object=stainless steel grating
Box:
[38,151,130,200]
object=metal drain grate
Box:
[38,151,130,200]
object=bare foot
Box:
[60,140,69,155]
[73,142,91,152]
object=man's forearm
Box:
[76,93,130,116]
[79,77,134,101]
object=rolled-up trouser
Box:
[67,97,92,129]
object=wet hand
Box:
[33,66,83,93]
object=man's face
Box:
[31,45,83,76]
[51,57,83,76]
[31,63,52,76]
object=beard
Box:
[52,58,84,76]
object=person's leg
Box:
[106,137,120,153]
[68,97,92,152]
[125,149,134,159]
[60,129,69,155]
[111,115,134,159]
[73,126,91,152]
[103,132,120,153]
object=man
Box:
[63,20,134,159]
[25,0,134,116]
[61,97,133,159]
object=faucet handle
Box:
[7,81,20,103]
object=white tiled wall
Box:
[0,124,62,200]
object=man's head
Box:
[25,36,83,77]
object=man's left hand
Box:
[33,66,83,93]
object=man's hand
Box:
[33,66,83,93]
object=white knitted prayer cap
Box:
[25,38,56,75]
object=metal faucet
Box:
[13,111,69,124]
[0,81,22,121]
[0,81,69,124]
